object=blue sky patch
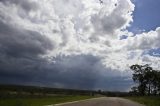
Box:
[128,0,160,33]
[143,48,160,57]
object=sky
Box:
[0,0,160,91]
[129,0,160,33]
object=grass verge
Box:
[0,95,94,106]
[126,96,160,106]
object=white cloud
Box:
[125,27,160,50]
[0,0,159,73]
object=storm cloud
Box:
[0,53,133,91]
[0,16,132,91]
[0,0,159,91]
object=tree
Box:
[130,64,160,96]
[156,71,160,95]
[130,64,148,95]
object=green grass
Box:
[126,96,160,106]
[0,95,94,106]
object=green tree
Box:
[130,64,160,96]
[130,64,148,95]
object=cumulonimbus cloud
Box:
[0,0,159,91]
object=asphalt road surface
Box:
[54,97,145,106]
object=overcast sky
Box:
[0,0,160,91]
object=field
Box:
[0,95,94,106]
[0,84,98,106]
[126,96,160,106]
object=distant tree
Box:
[130,87,139,95]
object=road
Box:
[54,97,145,106]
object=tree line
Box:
[0,84,96,99]
[130,64,160,96]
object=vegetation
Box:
[127,64,160,106]
[126,96,160,106]
[0,84,98,106]
[130,64,160,96]
[0,84,96,99]
[0,95,94,106]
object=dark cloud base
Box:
[0,0,134,91]
[0,20,133,91]
[0,49,133,91]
